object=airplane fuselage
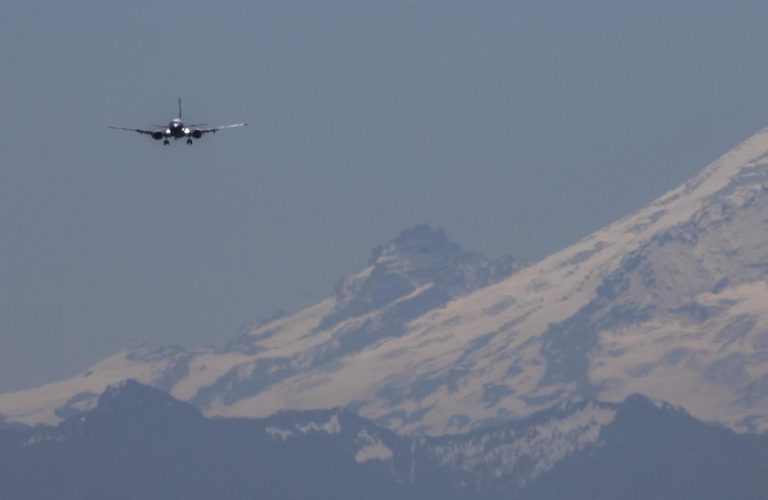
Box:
[161,118,202,144]
[167,119,186,139]
[109,98,245,145]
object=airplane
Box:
[109,98,246,145]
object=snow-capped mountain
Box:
[3,381,767,500]
[0,224,526,429]
[3,129,768,435]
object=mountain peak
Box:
[321,224,522,331]
[368,224,463,265]
[99,379,158,400]
[93,379,202,423]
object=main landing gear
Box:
[163,139,170,145]
[186,139,193,145]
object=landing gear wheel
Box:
[186,139,193,145]
[163,140,169,145]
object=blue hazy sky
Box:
[3,0,768,392]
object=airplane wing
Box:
[195,123,247,135]
[108,126,160,136]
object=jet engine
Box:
[151,131,164,140]
[191,129,203,139]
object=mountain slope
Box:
[519,395,768,500]
[3,130,768,435]
[0,381,416,500]
[3,381,767,500]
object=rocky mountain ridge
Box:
[2,381,766,500]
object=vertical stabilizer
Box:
[178,98,182,119]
